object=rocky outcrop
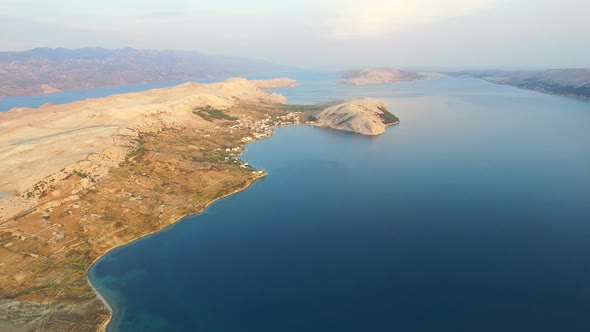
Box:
[311,98,399,136]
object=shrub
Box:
[193,106,238,121]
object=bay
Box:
[5,75,590,331]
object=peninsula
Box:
[448,69,590,99]
[0,78,397,331]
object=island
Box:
[0,78,398,331]
[309,98,399,136]
[448,69,590,99]
[341,67,443,86]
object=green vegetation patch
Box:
[73,170,89,178]
[194,106,238,121]
[281,101,343,122]
[377,106,400,124]
[70,255,91,270]
[280,104,323,113]
[128,147,147,158]
[280,101,341,113]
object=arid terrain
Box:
[0,78,304,331]
[0,77,396,331]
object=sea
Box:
[3,72,590,331]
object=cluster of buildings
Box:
[219,111,302,173]
[249,112,302,139]
[229,112,302,141]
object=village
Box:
[231,111,302,140]
[227,111,302,172]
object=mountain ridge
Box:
[0,47,286,97]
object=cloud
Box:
[321,0,501,38]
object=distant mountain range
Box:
[0,47,286,97]
[448,69,590,99]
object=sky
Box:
[1,0,589,69]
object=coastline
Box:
[0,75,399,331]
[87,121,312,330]
[0,84,298,331]
[0,98,397,331]
[88,118,397,331]
[0,92,402,331]
[0,75,299,327]
[309,120,400,136]
[86,171,266,332]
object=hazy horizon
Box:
[2,0,589,69]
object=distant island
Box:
[0,78,397,331]
[341,67,443,86]
[0,47,286,97]
[448,69,590,99]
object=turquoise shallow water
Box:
[6,75,590,331]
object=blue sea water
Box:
[5,75,590,331]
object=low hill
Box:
[310,98,399,135]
